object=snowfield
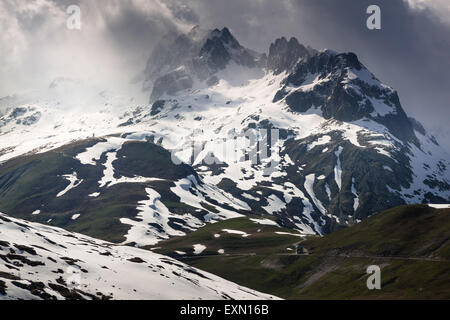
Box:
[0,212,279,300]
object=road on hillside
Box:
[176,252,449,262]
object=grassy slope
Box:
[156,205,450,299]
[0,139,201,243]
[152,216,303,256]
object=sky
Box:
[0,0,449,150]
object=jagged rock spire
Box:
[267,37,310,74]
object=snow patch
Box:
[351,177,360,211]
[222,229,250,237]
[193,244,206,255]
[304,174,327,214]
[262,194,286,214]
[428,204,450,209]
[0,212,278,300]
[307,135,331,151]
[249,218,279,227]
[56,172,83,197]
[334,147,343,190]
[120,187,203,246]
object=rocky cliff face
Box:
[273,50,418,144]
[267,37,311,74]
[147,27,265,102]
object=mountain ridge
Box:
[0,26,448,245]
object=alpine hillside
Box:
[0,26,449,246]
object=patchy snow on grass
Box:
[56,172,83,197]
[120,187,203,247]
[428,204,450,209]
[222,229,250,237]
[0,212,278,300]
[193,244,206,255]
[76,137,125,166]
[249,218,279,227]
[275,231,305,237]
[98,151,166,188]
[88,192,100,197]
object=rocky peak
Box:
[148,27,265,101]
[198,27,261,72]
[274,49,419,145]
[207,27,240,49]
[267,36,310,74]
[199,28,237,71]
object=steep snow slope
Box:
[0,212,278,300]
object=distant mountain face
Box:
[0,212,278,300]
[0,27,449,244]
[145,27,266,101]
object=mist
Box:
[0,0,195,107]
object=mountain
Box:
[267,36,313,74]
[0,211,278,300]
[0,26,449,246]
[154,204,450,299]
[0,137,248,245]
[145,26,265,101]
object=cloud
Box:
[404,0,450,25]
[0,0,195,99]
